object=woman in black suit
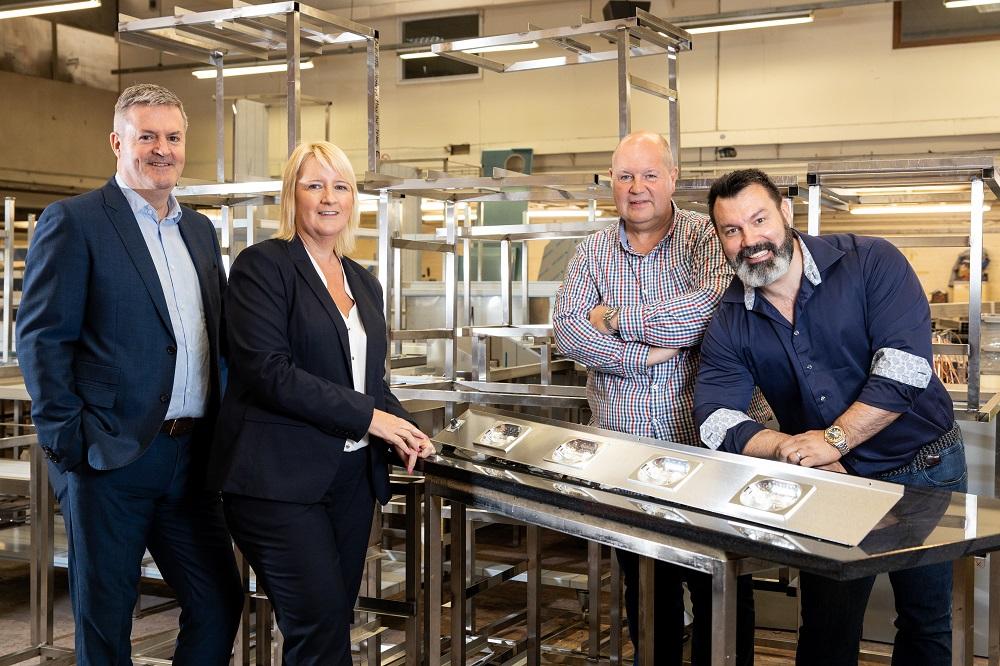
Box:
[209,141,434,665]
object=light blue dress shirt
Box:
[115,174,209,419]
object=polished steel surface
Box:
[432,407,902,546]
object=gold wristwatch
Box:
[824,424,850,457]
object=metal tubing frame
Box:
[2,198,13,363]
[968,177,985,410]
[616,26,631,140]
[499,239,512,326]
[423,475,743,666]
[286,11,301,157]
[213,53,225,183]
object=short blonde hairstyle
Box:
[277,141,360,257]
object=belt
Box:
[876,422,962,480]
[161,417,200,437]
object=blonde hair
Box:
[277,141,360,257]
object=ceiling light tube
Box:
[0,0,99,20]
[683,13,813,34]
[525,209,597,219]
[192,60,313,78]
[944,0,998,7]
[850,203,992,215]
[398,50,437,60]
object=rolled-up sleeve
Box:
[855,239,934,413]
[616,217,733,348]
[552,242,651,379]
[693,312,765,452]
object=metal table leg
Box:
[638,556,655,666]
[526,525,541,666]
[953,556,975,666]
[587,541,601,660]
[450,502,467,666]
[425,492,443,666]
[710,559,737,666]
[610,553,623,666]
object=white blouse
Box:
[304,248,369,452]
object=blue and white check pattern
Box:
[553,204,769,446]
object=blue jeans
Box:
[796,435,968,666]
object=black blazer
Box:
[17,178,227,474]
[208,236,412,505]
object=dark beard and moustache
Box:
[730,227,795,288]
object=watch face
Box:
[825,425,844,443]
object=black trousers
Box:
[224,447,376,666]
[616,549,756,666]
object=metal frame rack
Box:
[805,156,1000,417]
[118,0,381,177]
[431,9,692,162]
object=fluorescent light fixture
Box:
[944,0,999,7]
[683,12,813,34]
[398,50,437,60]
[850,203,992,215]
[192,60,313,79]
[832,184,967,197]
[422,212,478,222]
[0,0,98,19]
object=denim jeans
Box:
[796,434,968,666]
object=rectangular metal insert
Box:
[544,438,603,468]
[477,422,531,452]
[630,454,701,491]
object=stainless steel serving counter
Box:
[422,407,1000,666]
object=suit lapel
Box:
[288,237,354,376]
[101,180,173,333]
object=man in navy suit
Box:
[16,83,243,665]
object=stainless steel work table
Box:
[421,409,1000,666]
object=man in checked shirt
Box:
[553,131,765,665]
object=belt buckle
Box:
[167,419,185,437]
[923,453,941,469]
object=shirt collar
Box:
[114,173,182,224]
[617,201,678,254]
[724,230,840,310]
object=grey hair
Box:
[113,83,188,133]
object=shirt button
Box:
[806,364,813,370]
[819,395,826,402]
[167,346,176,355]
[651,417,659,424]
[159,393,169,403]
[650,384,659,391]
[793,330,800,336]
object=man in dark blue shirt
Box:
[694,168,967,666]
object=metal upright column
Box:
[616,26,632,139]
[807,183,821,236]
[953,556,975,666]
[526,524,542,666]
[586,542,601,660]
[212,52,225,183]
[710,559,738,666]
[968,177,985,411]
[638,556,656,666]
[667,47,680,169]
[286,12,301,156]
[377,191,393,377]
[367,33,380,173]
[520,240,529,324]
[28,444,54,649]
[2,198,13,363]
[500,239,512,326]
[450,503,467,666]
[425,491,443,666]
[444,202,457,421]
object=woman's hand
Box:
[368,409,435,473]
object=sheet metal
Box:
[431,407,903,547]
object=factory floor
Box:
[0,528,990,665]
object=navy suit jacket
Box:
[17,178,227,474]
[208,236,411,505]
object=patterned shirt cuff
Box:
[700,408,752,449]
[870,347,931,389]
[616,304,644,342]
[622,342,649,378]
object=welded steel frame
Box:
[806,156,1000,416]
[429,9,692,164]
[118,1,381,173]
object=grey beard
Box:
[731,230,794,288]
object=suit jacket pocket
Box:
[75,382,116,408]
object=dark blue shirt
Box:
[693,232,954,478]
